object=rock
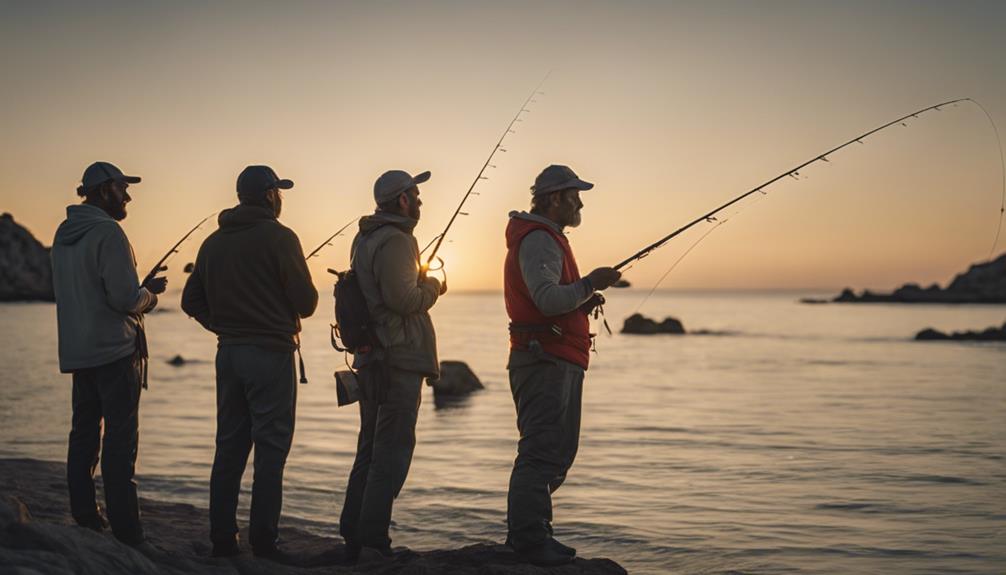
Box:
[428,361,484,396]
[611,279,631,288]
[621,313,685,335]
[166,355,186,366]
[820,253,1006,304]
[183,262,195,274]
[0,458,628,574]
[0,213,54,302]
[914,322,1006,341]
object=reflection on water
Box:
[1,292,1004,574]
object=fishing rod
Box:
[141,211,218,286]
[306,216,360,260]
[421,72,551,269]
[613,97,1005,271]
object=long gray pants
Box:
[209,344,297,550]
[506,352,584,550]
[339,364,423,550]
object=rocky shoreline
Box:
[0,458,626,574]
[0,213,54,302]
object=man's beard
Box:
[408,198,421,220]
[109,202,127,221]
[563,208,582,228]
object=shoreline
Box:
[0,457,626,574]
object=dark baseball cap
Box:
[236,165,294,196]
[531,164,594,196]
[80,161,141,191]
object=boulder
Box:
[166,355,187,366]
[914,322,1006,341]
[428,361,484,396]
[0,213,54,302]
[621,313,685,335]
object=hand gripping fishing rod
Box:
[613,98,1005,271]
[306,216,360,260]
[421,72,551,271]
[141,211,218,286]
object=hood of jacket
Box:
[217,204,278,233]
[54,204,117,246]
[359,211,418,236]
[505,210,564,249]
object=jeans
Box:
[339,363,423,550]
[209,344,297,550]
[67,352,144,545]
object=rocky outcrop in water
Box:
[621,313,685,335]
[915,322,1006,341]
[428,361,484,396]
[823,253,1006,304]
[0,458,626,574]
[0,213,54,302]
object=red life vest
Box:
[504,216,591,369]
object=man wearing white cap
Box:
[52,161,167,547]
[502,164,621,566]
[338,169,446,562]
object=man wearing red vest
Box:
[503,164,621,566]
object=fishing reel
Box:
[419,256,448,291]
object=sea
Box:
[1,291,1004,575]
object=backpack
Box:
[330,268,374,353]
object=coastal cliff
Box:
[0,213,54,302]
[0,458,627,575]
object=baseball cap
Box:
[374,169,431,204]
[79,161,141,194]
[530,164,593,196]
[236,165,294,197]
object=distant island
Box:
[0,213,54,302]
[915,322,1006,341]
[803,253,1006,304]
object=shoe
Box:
[551,537,576,557]
[211,540,240,558]
[355,545,394,565]
[75,514,109,532]
[515,539,575,567]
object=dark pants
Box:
[506,354,584,550]
[339,364,423,550]
[67,353,144,545]
[209,345,297,550]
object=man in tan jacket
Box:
[338,169,446,562]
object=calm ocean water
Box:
[1,291,1004,574]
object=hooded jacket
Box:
[350,211,442,378]
[181,205,317,350]
[51,203,157,373]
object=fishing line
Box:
[967,99,1006,261]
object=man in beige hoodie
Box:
[338,169,446,562]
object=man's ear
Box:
[398,192,409,212]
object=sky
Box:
[2,0,1004,292]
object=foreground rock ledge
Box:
[0,458,626,574]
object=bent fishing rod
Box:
[306,216,360,260]
[614,97,1006,271]
[141,211,218,286]
[421,72,551,269]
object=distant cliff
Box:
[0,213,54,302]
[823,253,1006,304]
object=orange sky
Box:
[2,1,1004,292]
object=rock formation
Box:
[915,322,1006,341]
[0,213,54,302]
[824,253,1006,304]
[0,458,626,574]
[427,361,484,396]
[621,313,685,335]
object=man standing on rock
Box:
[503,165,621,566]
[338,169,446,562]
[181,165,317,559]
[52,161,167,548]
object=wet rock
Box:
[183,262,195,274]
[0,458,629,574]
[915,322,1006,341]
[166,355,187,366]
[0,213,54,302]
[428,361,484,396]
[621,313,685,335]
[611,279,631,288]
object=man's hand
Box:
[438,279,448,296]
[144,276,168,295]
[586,267,621,291]
[579,292,605,315]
